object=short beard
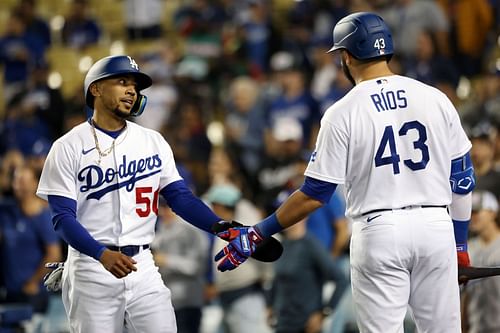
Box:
[112,106,131,119]
[341,57,356,86]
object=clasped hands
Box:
[213,221,264,272]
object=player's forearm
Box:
[160,180,221,233]
[276,190,323,229]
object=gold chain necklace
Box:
[90,120,117,165]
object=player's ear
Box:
[89,82,101,98]
[342,51,351,66]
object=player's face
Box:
[97,75,138,119]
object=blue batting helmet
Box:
[84,55,152,116]
[328,12,393,60]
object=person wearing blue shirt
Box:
[0,164,62,327]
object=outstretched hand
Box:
[214,225,264,272]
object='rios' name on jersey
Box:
[78,154,162,200]
[370,89,407,112]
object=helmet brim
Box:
[85,71,152,108]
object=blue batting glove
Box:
[214,226,264,271]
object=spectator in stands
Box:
[462,190,500,333]
[237,0,280,76]
[402,30,459,89]
[224,76,267,187]
[133,48,179,132]
[256,118,306,215]
[0,10,45,104]
[15,0,51,51]
[162,98,212,194]
[268,208,348,333]
[9,59,66,141]
[437,0,494,77]
[309,35,338,102]
[0,149,24,199]
[61,0,101,50]
[470,124,500,199]
[379,0,450,59]
[123,0,164,40]
[205,183,272,333]
[0,163,62,331]
[0,61,60,157]
[152,199,210,333]
[265,51,321,152]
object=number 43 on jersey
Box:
[375,120,429,175]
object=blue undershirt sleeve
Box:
[47,195,106,260]
[160,180,221,233]
[300,176,338,204]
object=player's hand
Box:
[457,251,470,267]
[43,262,65,292]
[22,279,40,296]
[305,311,324,333]
[214,225,263,271]
[99,249,137,278]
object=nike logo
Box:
[82,147,96,155]
[367,214,382,222]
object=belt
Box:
[361,205,447,216]
[106,244,149,257]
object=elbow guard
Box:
[449,152,475,195]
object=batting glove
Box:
[214,226,264,272]
[43,262,64,292]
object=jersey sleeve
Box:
[304,118,348,184]
[445,98,471,159]
[36,141,78,201]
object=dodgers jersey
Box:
[36,120,182,246]
[305,75,471,218]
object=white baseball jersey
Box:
[305,75,471,217]
[37,120,182,246]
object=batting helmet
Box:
[84,55,153,116]
[328,12,393,60]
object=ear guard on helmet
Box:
[131,94,147,117]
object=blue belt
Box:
[362,205,447,216]
[106,244,149,257]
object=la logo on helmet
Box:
[127,56,139,70]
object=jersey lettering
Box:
[375,120,429,174]
[370,89,407,112]
[78,154,162,200]
[135,187,159,217]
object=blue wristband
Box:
[452,219,469,252]
[255,213,283,238]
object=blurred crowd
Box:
[0,0,499,332]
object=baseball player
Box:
[36,55,225,333]
[213,12,475,332]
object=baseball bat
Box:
[458,266,500,284]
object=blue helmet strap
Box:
[131,94,147,116]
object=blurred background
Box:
[0,0,498,332]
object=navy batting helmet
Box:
[328,12,393,60]
[84,55,153,116]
